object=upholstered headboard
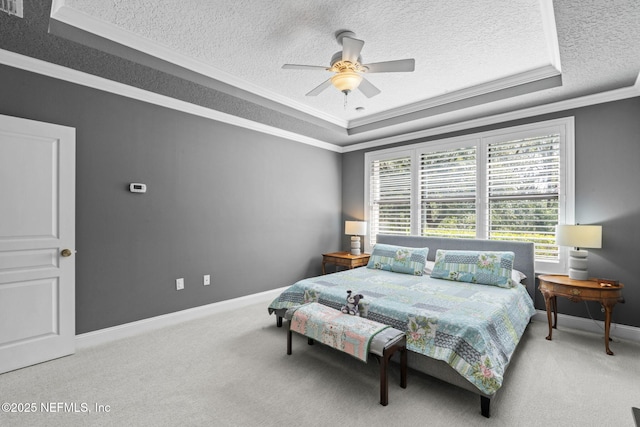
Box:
[376,234,536,298]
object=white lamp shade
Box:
[345,221,367,236]
[555,225,602,249]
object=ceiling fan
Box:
[282,31,415,99]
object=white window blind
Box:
[487,134,560,259]
[420,146,476,238]
[368,154,412,246]
[364,117,574,273]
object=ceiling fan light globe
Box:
[331,71,363,93]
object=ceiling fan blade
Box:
[358,78,381,98]
[342,37,365,63]
[282,64,329,71]
[363,58,415,73]
[306,78,332,96]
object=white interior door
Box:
[0,114,76,374]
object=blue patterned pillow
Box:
[430,249,515,288]
[366,244,429,276]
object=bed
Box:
[268,235,536,417]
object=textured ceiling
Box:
[47,0,640,146]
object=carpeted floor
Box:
[1,295,639,427]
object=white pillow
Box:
[511,269,526,284]
[424,261,435,275]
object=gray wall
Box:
[342,97,640,329]
[0,65,342,334]
[1,1,638,331]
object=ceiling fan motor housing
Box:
[330,51,366,72]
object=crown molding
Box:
[49,0,349,129]
[0,48,342,153]
[342,81,640,153]
[347,64,561,129]
[540,0,562,73]
[2,45,638,155]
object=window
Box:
[420,145,477,238]
[364,118,574,273]
[368,153,412,236]
[485,133,561,260]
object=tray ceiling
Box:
[47,0,640,147]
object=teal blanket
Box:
[269,267,535,395]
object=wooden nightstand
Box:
[538,275,625,355]
[322,252,370,275]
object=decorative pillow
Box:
[430,249,516,288]
[366,244,429,276]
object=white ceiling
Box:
[50,0,640,147]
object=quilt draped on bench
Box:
[290,302,390,362]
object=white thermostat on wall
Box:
[129,183,147,193]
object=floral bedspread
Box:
[268,267,535,395]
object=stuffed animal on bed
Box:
[341,290,364,316]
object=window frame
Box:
[366,149,414,238]
[364,117,575,274]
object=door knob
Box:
[61,249,73,257]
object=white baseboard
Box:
[75,286,289,349]
[532,310,640,343]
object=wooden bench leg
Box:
[380,350,390,406]
[277,316,282,328]
[287,329,292,355]
[400,345,407,389]
[380,342,407,406]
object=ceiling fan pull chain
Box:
[344,92,348,110]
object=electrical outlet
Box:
[203,274,211,286]
[176,278,184,290]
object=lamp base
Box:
[350,236,361,256]
[568,249,589,280]
[568,269,589,281]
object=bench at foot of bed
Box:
[280,307,492,416]
[285,303,407,406]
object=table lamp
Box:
[555,224,602,280]
[345,221,367,255]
